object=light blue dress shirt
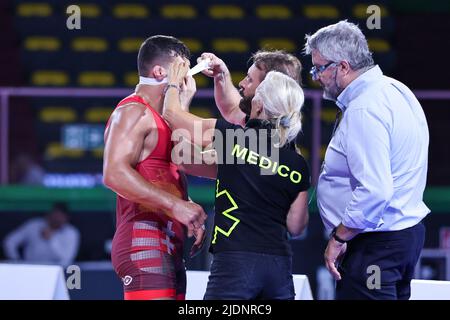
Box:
[3,218,80,266]
[317,65,430,233]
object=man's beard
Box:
[322,70,342,101]
[238,89,253,116]
[322,85,340,101]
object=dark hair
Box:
[250,50,302,86]
[137,35,190,77]
[52,202,68,214]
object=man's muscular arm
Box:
[199,53,246,126]
[103,104,206,237]
[174,137,218,179]
[163,61,217,147]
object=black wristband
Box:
[331,227,347,244]
[164,84,180,94]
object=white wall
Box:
[0,263,69,300]
[186,271,313,300]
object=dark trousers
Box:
[204,251,295,300]
[336,222,425,300]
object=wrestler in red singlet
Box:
[106,95,187,300]
[103,35,207,300]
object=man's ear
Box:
[340,60,352,76]
[254,99,264,115]
[151,65,166,81]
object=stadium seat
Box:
[209,5,244,19]
[193,75,209,88]
[123,71,138,87]
[72,37,108,52]
[321,108,338,124]
[91,148,104,159]
[24,36,61,51]
[212,38,249,53]
[77,3,101,18]
[190,107,214,118]
[31,70,69,86]
[259,38,296,52]
[84,107,112,123]
[230,71,246,86]
[353,4,389,19]
[368,38,391,53]
[320,145,327,159]
[306,77,321,89]
[299,148,309,160]
[17,3,52,17]
[40,107,77,123]
[117,37,203,55]
[45,142,84,159]
[78,71,115,87]
[303,5,340,19]
[256,5,292,19]
[113,4,149,19]
[117,37,145,53]
[161,5,197,19]
[179,38,203,53]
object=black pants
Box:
[204,251,295,300]
[336,222,425,300]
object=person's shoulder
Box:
[352,74,403,107]
[293,152,308,163]
[215,118,243,131]
[347,76,387,111]
[282,150,311,189]
[284,149,310,172]
[64,224,81,237]
[113,101,150,118]
[29,217,45,224]
[22,217,46,228]
[293,152,309,169]
[109,101,156,130]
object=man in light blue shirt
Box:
[3,202,80,267]
[305,20,429,299]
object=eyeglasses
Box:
[310,61,338,80]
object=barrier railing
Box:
[0,87,323,185]
[1,87,449,186]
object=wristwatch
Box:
[330,227,347,244]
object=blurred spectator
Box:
[10,153,45,185]
[3,202,80,266]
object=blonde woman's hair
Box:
[253,71,305,148]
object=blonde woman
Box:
[164,61,310,300]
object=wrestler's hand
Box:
[324,239,347,280]
[190,224,206,258]
[167,59,189,88]
[180,75,196,111]
[198,52,230,78]
[171,199,207,238]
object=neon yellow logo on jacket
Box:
[212,179,240,244]
[231,144,303,184]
